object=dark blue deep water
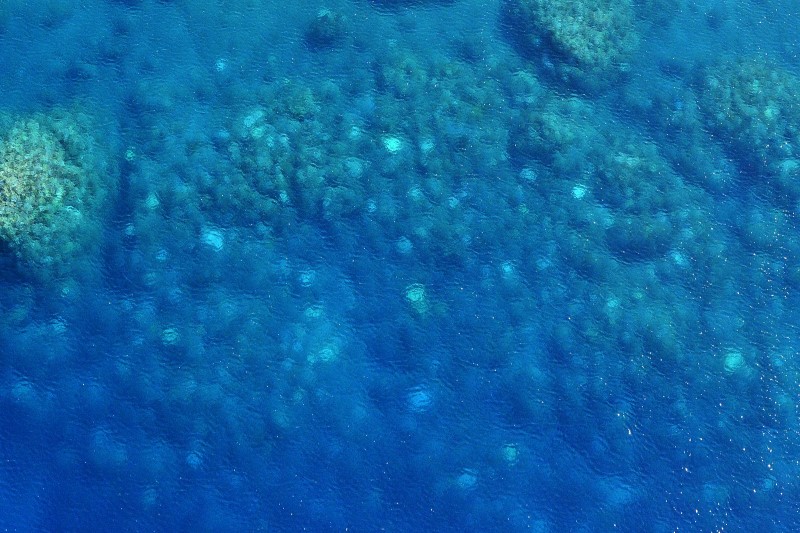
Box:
[1,0,800,531]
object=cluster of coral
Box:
[512,94,716,263]
[509,0,639,87]
[0,110,112,279]
[698,57,800,201]
[3,1,800,529]
[154,48,517,268]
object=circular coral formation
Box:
[0,110,112,278]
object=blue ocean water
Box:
[1,0,800,530]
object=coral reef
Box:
[305,8,349,49]
[0,110,112,278]
[509,0,639,87]
[511,94,712,261]
[699,56,800,201]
